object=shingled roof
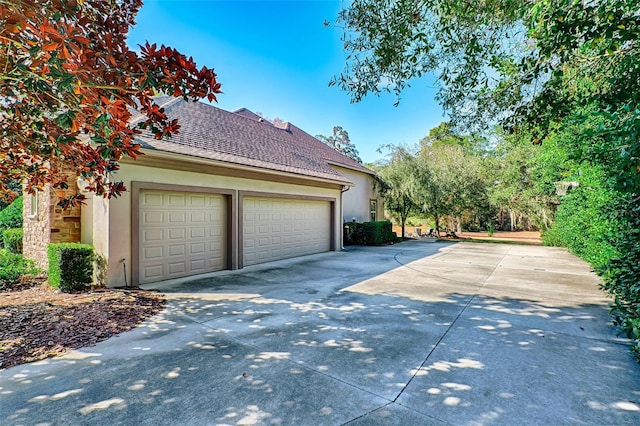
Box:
[131,97,374,184]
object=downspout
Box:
[340,185,350,250]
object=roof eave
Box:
[123,146,354,187]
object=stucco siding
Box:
[97,159,341,286]
[331,165,382,223]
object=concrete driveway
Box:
[2,240,639,425]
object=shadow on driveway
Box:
[2,240,639,425]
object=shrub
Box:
[2,228,23,254]
[0,196,23,247]
[0,250,40,291]
[348,221,395,246]
[47,243,94,292]
[542,168,622,270]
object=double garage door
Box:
[138,190,331,283]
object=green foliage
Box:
[47,243,94,293]
[417,143,491,234]
[347,221,396,246]
[0,196,23,237]
[0,250,40,291]
[600,204,640,359]
[374,145,421,238]
[316,126,363,164]
[2,228,23,254]
[542,168,623,270]
[360,221,395,245]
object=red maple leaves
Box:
[0,0,222,206]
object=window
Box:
[29,191,38,217]
[370,200,377,222]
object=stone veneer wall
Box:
[23,172,81,269]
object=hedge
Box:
[2,228,23,254]
[47,243,94,292]
[346,220,396,246]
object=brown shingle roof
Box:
[132,98,374,184]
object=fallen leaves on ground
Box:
[0,284,166,369]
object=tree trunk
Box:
[434,214,441,237]
[401,212,407,240]
[509,210,515,231]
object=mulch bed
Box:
[0,284,166,369]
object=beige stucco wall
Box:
[331,165,382,223]
[93,159,342,287]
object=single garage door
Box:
[139,190,227,284]
[243,197,331,266]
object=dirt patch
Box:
[457,231,542,245]
[0,284,166,369]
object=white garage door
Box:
[139,190,226,284]
[243,197,331,266]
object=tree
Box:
[374,145,420,239]
[420,122,470,152]
[334,0,639,133]
[0,0,222,206]
[316,126,363,164]
[417,144,489,236]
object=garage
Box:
[138,190,227,284]
[242,196,331,267]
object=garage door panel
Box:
[190,195,206,207]
[167,228,186,240]
[168,244,186,256]
[243,197,330,267]
[139,190,227,284]
[143,211,163,225]
[190,227,206,238]
[190,259,206,270]
[143,265,163,281]
[190,211,206,222]
[168,262,186,275]
[168,194,186,206]
[168,211,186,223]
[190,242,205,254]
[143,229,163,242]
[144,246,163,259]
[143,193,164,206]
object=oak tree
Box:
[0,0,222,206]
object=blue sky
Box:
[128,0,446,164]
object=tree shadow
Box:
[2,242,639,425]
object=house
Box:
[23,97,382,287]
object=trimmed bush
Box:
[348,220,396,246]
[362,220,395,245]
[2,228,23,254]
[0,250,40,291]
[47,243,94,292]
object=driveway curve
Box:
[1,240,639,425]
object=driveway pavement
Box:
[2,240,639,425]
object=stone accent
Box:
[23,172,82,270]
